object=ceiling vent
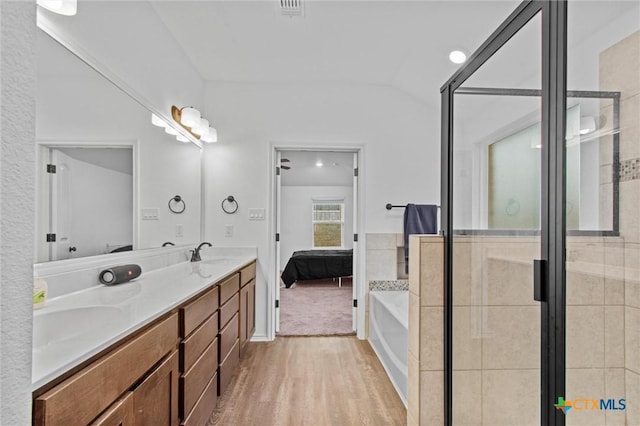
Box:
[279,0,303,17]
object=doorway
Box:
[271,147,362,338]
[441,1,638,425]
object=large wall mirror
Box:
[36,29,203,262]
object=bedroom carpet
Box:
[278,278,353,336]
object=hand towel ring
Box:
[221,195,238,214]
[168,195,186,214]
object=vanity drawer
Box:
[34,313,178,426]
[240,262,256,287]
[181,373,217,426]
[219,293,238,329]
[219,274,240,305]
[219,313,239,362]
[218,339,240,397]
[180,340,218,418]
[180,312,218,373]
[180,287,218,338]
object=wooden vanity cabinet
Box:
[33,261,257,426]
[33,313,179,426]
[239,262,256,356]
[90,392,134,426]
[178,287,219,425]
[217,273,240,396]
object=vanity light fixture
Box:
[150,108,218,144]
[37,0,77,16]
[164,125,179,136]
[171,106,218,144]
[151,113,165,127]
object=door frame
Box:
[268,144,365,340]
[440,1,568,425]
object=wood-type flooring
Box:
[208,336,406,426]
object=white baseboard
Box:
[249,334,272,342]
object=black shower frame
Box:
[440,1,580,425]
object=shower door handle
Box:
[533,259,546,302]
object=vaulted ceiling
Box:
[150,1,520,108]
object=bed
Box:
[280,249,353,288]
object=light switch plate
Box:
[248,208,265,220]
[141,208,159,220]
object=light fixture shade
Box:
[165,125,178,136]
[176,134,190,143]
[151,113,165,127]
[180,107,201,128]
[201,127,218,143]
[192,118,210,136]
[37,0,77,16]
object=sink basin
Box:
[33,306,127,351]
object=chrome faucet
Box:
[190,242,212,262]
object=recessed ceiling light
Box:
[315,161,323,167]
[449,50,467,64]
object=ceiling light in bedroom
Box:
[449,50,467,64]
[315,161,323,167]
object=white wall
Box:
[0,2,36,424]
[66,155,133,258]
[37,1,205,123]
[203,82,440,338]
[280,185,354,271]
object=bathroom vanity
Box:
[32,257,256,426]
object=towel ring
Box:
[221,195,238,214]
[168,195,186,214]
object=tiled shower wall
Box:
[366,233,409,281]
[410,236,636,425]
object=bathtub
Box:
[368,290,408,406]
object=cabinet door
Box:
[91,392,134,426]
[133,351,179,426]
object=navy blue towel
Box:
[404,204,438,274]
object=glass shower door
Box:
[563,2,639,425]
[451,11,543,425]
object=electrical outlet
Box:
[176,224,184,237]
[225,224,233,238]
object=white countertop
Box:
[32,255,256,391]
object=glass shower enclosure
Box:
[441,1,638,425]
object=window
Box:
[312,201,344,248]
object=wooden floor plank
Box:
[208,336,406,426]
